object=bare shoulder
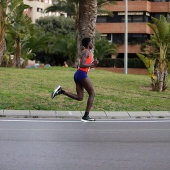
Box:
[82,49,89,58]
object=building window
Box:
[45,0,52,3]
[37,8,43,13]
[149,0,169,2]
[112,34,150,45]
[121,16,132,23]
[112,34,124,44]
[115,12,150,23]
[128,34,150,44]
[133,16,144,22]
[150,13,167,19]
[107,34,112,42]
[96,16,107,23]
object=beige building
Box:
[23,0,66,23]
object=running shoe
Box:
[81,115,95,122]
[51,85,62,99]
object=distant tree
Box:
[50,34,77,66]
[94,36,117,60]
[35,16,74,36]
[21,26,54,65]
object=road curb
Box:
[0,110,170,119]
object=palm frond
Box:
[137,53,156,80]
[97,8,113,17]
[45,5,66,13]
[97,0,117,7]
[8,0,23,12]
[152,15,169,41]
[0,0,8,9]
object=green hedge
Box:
[128,58,145,68]
[99,58,145,68]
[98,58,115,67]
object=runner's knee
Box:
[77,95,83,101]
[89,91,95,98]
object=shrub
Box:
[98,58,115,67]
[98,58,145,68]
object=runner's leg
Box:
[63,82,84,101]
[80,77,95,113]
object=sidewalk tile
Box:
[88,111,106,118]
[0,110,4,115]
[150,111,170,118]
[56,111,82,118]
[4,110,30,117]
[30,110,56,117]
[105,111,130,119]
[128,111,152,118]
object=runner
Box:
[51,37,99,122]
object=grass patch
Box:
[0,67,170,111]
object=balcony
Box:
[105,1,170,12]
[117,43,155,54]
[117,44,141,54]
[96,23,152,34]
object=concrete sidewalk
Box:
[0,110,170,119]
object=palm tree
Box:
[21,28,54,66]
[45,0,116,57]
[78,0,98,56]
[45,0,116,32]
[7,0,34,68]
[0,0,8,65]
[0,0,34,68]
[137,15,170,91]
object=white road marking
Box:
[0,128,170,132]
[0,119,170,123]
[68,111,73,115]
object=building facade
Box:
[23,0,66,23]
[96,0,170,58]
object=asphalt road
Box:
[0,119,170,170]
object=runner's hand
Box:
[92,59,99,66]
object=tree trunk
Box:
[0,7,5,66]
[78,0,97,58]
[158,62,167,92]
[0,40,4,65]
[16,35,21,68]
[153,61,167,92]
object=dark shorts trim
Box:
[74,70,87,83]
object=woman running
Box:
[51,37,99,122]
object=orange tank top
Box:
[79,49,93,74]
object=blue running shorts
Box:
[74,70,87,83]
